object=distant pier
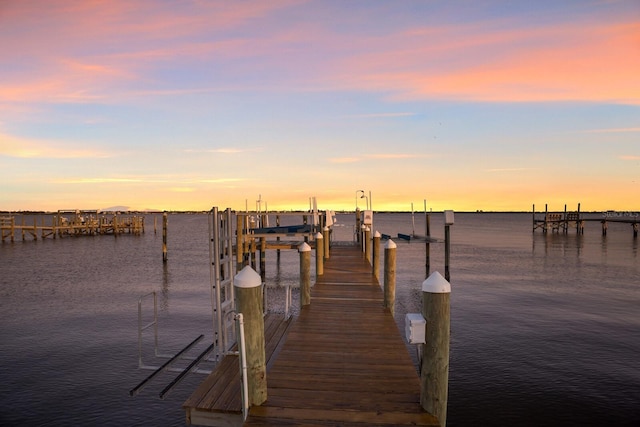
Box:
[0,210,145,242]
[532,204,639,238]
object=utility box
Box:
[444,210,455,225]
[363,210,373,225]
[405,313,426,344]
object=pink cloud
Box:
[1,2,637,106]
[336,21,640,104]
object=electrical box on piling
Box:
[363,210,373,225]
[405,313,426,344]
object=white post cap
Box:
[374,230,381,238]
[323,225,330,231]
[422,271,451,293]
[234,266,262,288]
[298,242,311,252]
[315,232,323,239]
[384,239,396,249]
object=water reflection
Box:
[161,261,170,311]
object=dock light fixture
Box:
[360,193,369,211]
[355,190,365,209]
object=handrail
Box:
[235,313,249,421]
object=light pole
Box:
[361,194,369,211]
[356,190,364,210]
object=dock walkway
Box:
[244,244,438,426]
[184,244,438,426]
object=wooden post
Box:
[544,203,548,233]
[315,232,324,278]
[444,225,451,282]
[577,203,583,234]
[532,204,535,233]
[372,231,380,282]
[237,214,245,271]
[234,266,267,406]
[259,237,266,281]
[444,210,454,282]
[383,239,396,316]
[299,242,311,307]
[276,215,281,262]
[364,226,371,264]
[21,216,25,241]
[154,215,157,234]
[355,207,361,243]
[420,271,451,427]
[323,226,330,260]
[162,212,168,263]
[633,222,638,238]
[425,211,431,278]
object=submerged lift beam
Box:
[129,334,204,397]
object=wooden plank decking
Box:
[244,245,438,426]
[183,313,293,426]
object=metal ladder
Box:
[209,207,237,360]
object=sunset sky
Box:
[1,1,639,212]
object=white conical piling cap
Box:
[422,271,451,294]
[384,239,396,249]
[298,242,311,252]
[315,232,323,239]
[374,231,381,238]
[234,266,262,288]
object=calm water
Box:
[1,212,638,426]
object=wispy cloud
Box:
[52,175,245,184]
[0,133,113,159]
[183,148,264,154]
[581,127,640,134]
[343,112,417,119]
[366,153,430,159]
[618,155,640,160]
[329,157,361,163]
[485,167,538,172]
[336,21,640,104]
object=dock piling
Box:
[383,239,397,316]
[234,266,267,406]
[420,271,451,427]
[323,225,330,259]
[372,230,380,282]
[444,210,454,282]
[315,232,324,278]
[162,212,168,263]
[364,226,371,264]
[299,242,311,307]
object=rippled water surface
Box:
[1,212,638,426]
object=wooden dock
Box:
[184,244,438,426]
[532,204,639,237]
[0,211,145,242]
